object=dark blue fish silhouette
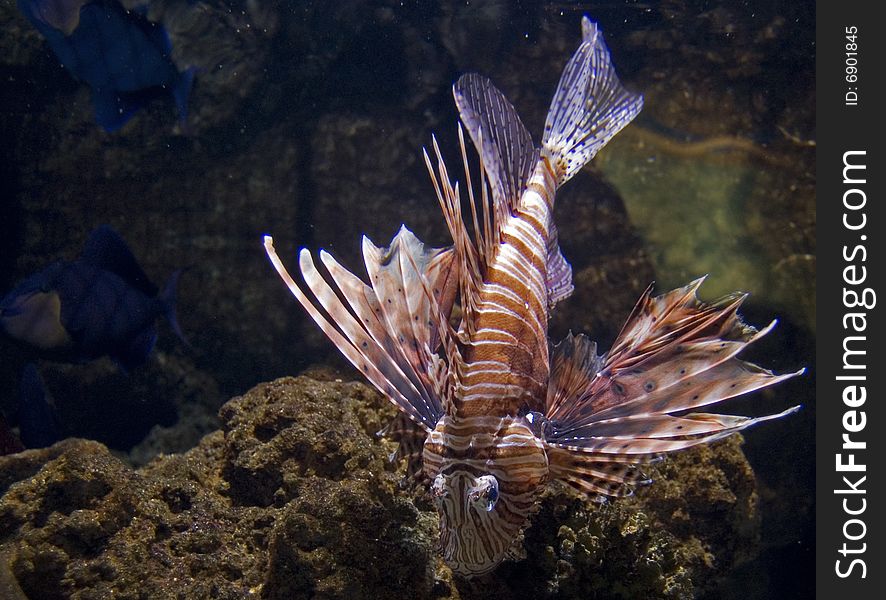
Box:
[0,414,25,456]
[17,363,62,449]
[0,225,186,369]
[17,0,194,131]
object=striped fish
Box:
[264,16,802,577]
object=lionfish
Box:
[263,16,801,577]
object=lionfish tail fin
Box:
[543,278,803,497]
[541,16,643,186]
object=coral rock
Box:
[0,376,762,599]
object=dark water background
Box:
[0,1,814,597]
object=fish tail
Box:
[160,269,189,348]
[541,16,643,186]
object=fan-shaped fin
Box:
[547,331,603,418]
[453,72,540,241]
[542,17,643,185]
[263,234,456,431]
[547,278,800,428]
[543,277,802,495]
[547,446,653,498]
[605,278,749,373]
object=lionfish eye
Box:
[470,475,499,512]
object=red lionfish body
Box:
[264,16,802,577]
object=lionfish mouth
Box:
[437,515,507,577]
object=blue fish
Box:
[0,414,26,456]
[17,363,62,449]
[17,0,194,131]
[0,225,186,369]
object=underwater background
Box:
[0,1,814,598]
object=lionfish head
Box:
[429,449,547,576]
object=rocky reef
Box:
[1,375,765,599]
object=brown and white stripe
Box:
[423,415,548,575]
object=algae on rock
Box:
[0,375,765,599]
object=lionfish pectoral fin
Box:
[547,279,803,427]
[543,279,802,497]
[361,228,446,380]
[361,228,464,417]
[547,405,803,457]
[547,331,603,418]
[379,412,430,483]
[263,235,448,432]
[545,406,800,497]
[541,16,643,186]
[546,445,655,498]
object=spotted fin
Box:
[547,331,602,418]
[548,278,803,428]
[542,17,643,185]
[263,232,456,431]
[544,278,802,495]
[361,228,460,415]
